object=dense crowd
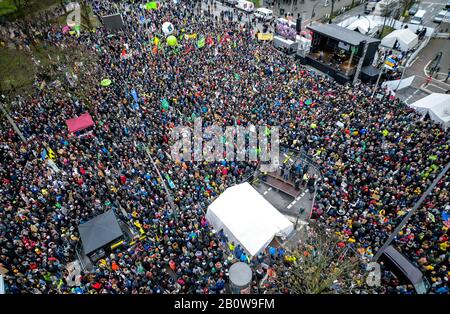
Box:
[1,0,449,294]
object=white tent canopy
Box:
[338,17,378,35]
[206,183,294,257]
[409,93,450,129]
[381,29,418,52]
[382,75,415,92]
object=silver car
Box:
[434,9,449,23]
[409,3,419,15]
[224,0,238,5]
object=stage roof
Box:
[307,23,380,46]
[78,210,123,255]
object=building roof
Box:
[307,23,380,46]
[383,245,428,294]
[78,210,123,255]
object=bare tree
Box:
[265,222,369,294]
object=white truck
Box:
[254,8,274,21]
[235,0,255,13]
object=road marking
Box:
[263,187,273,195]
[404,88,422,105]
[287,190,308,209]
[428,83,447,91]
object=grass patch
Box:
[0,46,36,93]
[0,0,17,16]
[0,0,61,20]
[380,26,395,39]
[0,42,84,97]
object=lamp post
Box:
[329,0,335,23]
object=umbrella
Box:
[305,99,313,105]
[100,79,112,87]
[62,25,70,34]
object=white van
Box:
[410,9,426,25]
[254,8,274,21]
[235,0,255,13]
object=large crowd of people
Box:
[0,0,448,294]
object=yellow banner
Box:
[184,33,198,40]
[257,33,274,41]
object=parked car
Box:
[254,8,274,21]
[224,0,238,5]
[409,3,420,15]
[410,9,426,24]
[434,9,449,23]
[235,0,255,13]
[446,0,450,9]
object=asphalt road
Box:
[419,0,449,28]
[208,0,366,29]
[333,0,449,28]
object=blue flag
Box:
[41,149,47,160]
[131,89,139,102]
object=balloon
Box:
[162,22,174,35]
[166,35,178,47]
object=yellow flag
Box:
[154,36,160,46]
[48,148,56,160]
[185,33,197,40]
[257,33,274,41]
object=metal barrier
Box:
[280,146,324,181]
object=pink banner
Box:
[66,113,94,133]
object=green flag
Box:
[197,37,205,48]
[146,1,158,10]
[161,98,169,109]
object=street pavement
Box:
[208,0,365,29]
[419,0,449,28]
[333,0,449,28]
[403,38,450,98]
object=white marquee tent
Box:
[206,183,294,256]
[381,29,418,52]
[338,17,378,35]
[409,93,450,129]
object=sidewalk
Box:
[266,0,365,26]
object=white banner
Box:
[382,75,415,92]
